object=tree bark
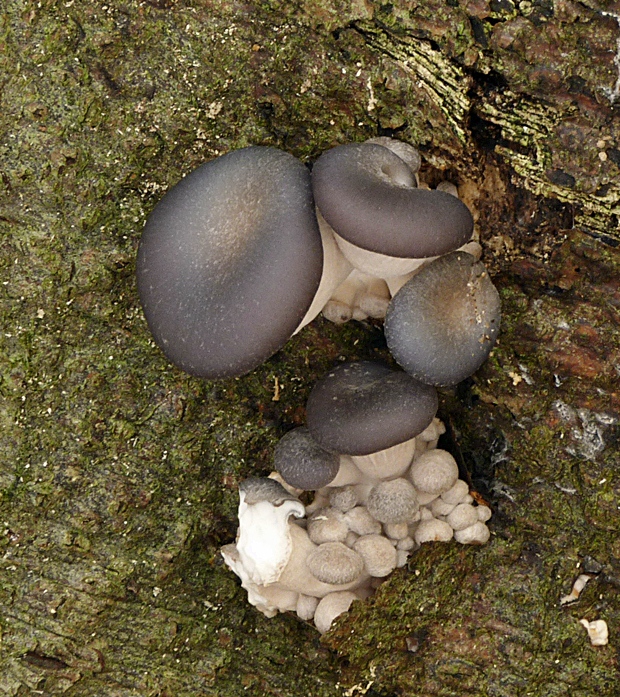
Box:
[1,1,618,695]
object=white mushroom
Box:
[353,534,398,577]
[366,478,419,524]
[430,497,456,517]
[307,508,349,544]
[383,522,409,540]
[413,518,454,544]
[328,486,359,512]
[409,449,459,496]
[344,506,382,536]
[446,503,479,531]
[314,591,359,634]
[322,268,391,323]
[306,542,365,585]
[441,478,470,505]
[453,521,490,545]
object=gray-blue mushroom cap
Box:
[311,142,473,258]
[306,361,438,456]
[385,251,501,386]
[137,146,323,379]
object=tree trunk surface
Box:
[1,0,618,695]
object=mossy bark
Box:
[1,1,618,695]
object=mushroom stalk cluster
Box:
[222,362,492,634]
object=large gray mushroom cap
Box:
[306,361,438,456]
[274,427,340,490]
[136,146,323,379]
[311,142,473,258]
[385,251,501,386]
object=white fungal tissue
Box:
[221,417,492,634]
[580,619,609,646]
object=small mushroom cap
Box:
[366,478,419,524]
[328,487,359,512]
[385,251,501,386]
[446,503,479,531]
[453,521,490,545]
[413,518,454,544]
[312,142,473,258]
[306,361,438,456]
[409,449,459,496]
[274,427,340,491]
[137,146,322,379]
[344,506,382,536]
[307,508,349,544]
[440,478,470,505]
[305,542,365,585]
[353,534,398,577]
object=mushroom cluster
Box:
[222,362,492,633]
[136,138,501,634]
[137,138,500,384]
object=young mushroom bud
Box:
[137,146,323,379]
[413,518,454,544]
[306,542,365,585]
[409,449,459,497]
[366,478,419,524]
[274,427,340,490]
[385,251,501,386]
[306,361,438,456]
[352,534,398,577]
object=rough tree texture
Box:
[0,0,619,695]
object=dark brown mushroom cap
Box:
[305,361,438,456]
[136,146,323,379]
[311,143,473,258]
[274,427,340,490]
[385,251,501,386]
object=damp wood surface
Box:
[0,0,619,695]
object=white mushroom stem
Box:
[330,455,367,487]
[322,268,390,324]
[295,210,353,332]
[350,436,417,479]
[333,231,428,278]
[314,591,358,634]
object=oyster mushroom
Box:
[137,146,323,378]
[385,251,501,386]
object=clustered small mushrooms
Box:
[136,137,500,634]
[222,362,493,633]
